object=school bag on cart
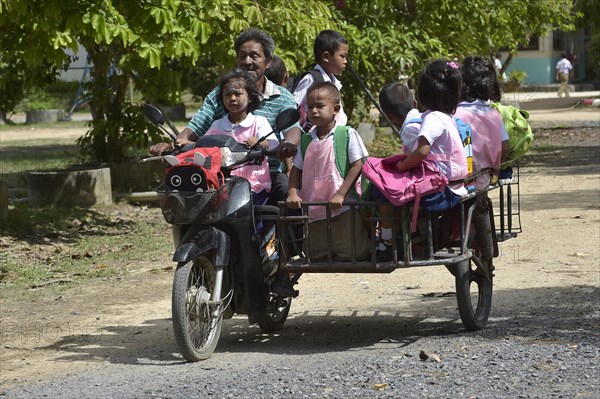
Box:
[362,155,448,232]
[491,102,534,162]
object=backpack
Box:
[453,117,475,191]
[163,147,224,192]
[287,67,324,131]
[300,125,366,198]
[286,67,324,95]
[300,125,352,178]
[362,155,448,232]
[490,102,534,163]
[401,116,474,191]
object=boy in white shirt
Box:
[291,30,349,130]
[555,53,573,98]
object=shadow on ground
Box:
[31,285,599,366]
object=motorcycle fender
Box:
[173,225,230,266]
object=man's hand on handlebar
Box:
[149,128,196,155]
[276,141,298,159]
[276,126,302,159]
[149,142,173,156]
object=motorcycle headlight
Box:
[220,148,247,167]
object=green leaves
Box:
[0,0,582,162]
[139,43,162,68]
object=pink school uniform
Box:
[455,100,507,190]
[292,123,370,260]
[205,113,277,194]
[417,110,469,196]
[293,124,367,220]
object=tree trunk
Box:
[27,167,112,207]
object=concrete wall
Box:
[503,30,587,85]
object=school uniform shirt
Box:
[556,58,573,75]
[292,124,368,221]
[187,77,299,172]
[455,100,508,190]
[292,64,348,128]
[205,113,278,194]
[400,108,422,154]
[418,110,468,196]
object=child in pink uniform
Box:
[286,82,370,260]
[397,60,468,199]
[205,70,278,205]
[373,62,468,260]
[454,56,509,190]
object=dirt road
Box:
[0,97,599,397]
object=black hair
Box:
[417,60,462,115]
[265,55,287,86]
[560,53,568,59]
[379,82,415,119]
[235,28,275,61]
[217,69,262,113]
[460,56,502,102]
[306,81,340,104]
[313,30,348,64]
[495,52,502,59]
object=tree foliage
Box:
[576,0,600,79]
[0,0,580,161]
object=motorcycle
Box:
[142,104,300,361]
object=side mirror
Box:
[142,104,165,126]
[143,104,178,142]
[275,108,300,132]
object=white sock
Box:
[380,228,392,241]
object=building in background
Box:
[499,29,591,85]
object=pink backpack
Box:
[362,154,448,231]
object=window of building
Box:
[499,36,540,52]
[518,36,539,51]
[553,32,566,51]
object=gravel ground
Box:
[1,113,598,398]
[3,291,599,399]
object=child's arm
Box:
[396,137,431,171]
[500,139,509,162]
[329,159,364,209]
[286,166,303,209]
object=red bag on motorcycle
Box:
[164,147,224,192]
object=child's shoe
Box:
[376,239,394,262]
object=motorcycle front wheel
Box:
[257,293,292,332]
[172,256,222,361]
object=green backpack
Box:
[300,126,368,199]
[491,102,534,162]
[300,125,352,178]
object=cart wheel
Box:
[455,210,494,331]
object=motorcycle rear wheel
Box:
[172,256,222,361]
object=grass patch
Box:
[1,145,82,176]
[366,128,402,158]
[0,119,89,132]
[0,203,172,294]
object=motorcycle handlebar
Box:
[246,148,268,161]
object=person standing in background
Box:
[555,53,573,98]
[494,52,506,81]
